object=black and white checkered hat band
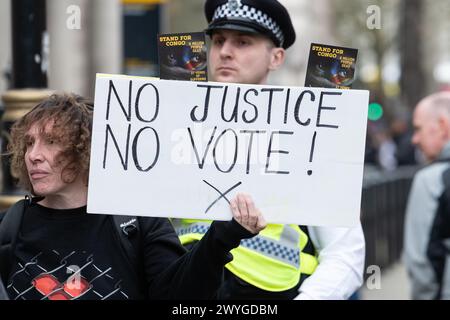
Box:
[212,3,285,47]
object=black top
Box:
[6,203,252,300]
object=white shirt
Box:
[295,223,366,300]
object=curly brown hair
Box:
[7,93,93,192]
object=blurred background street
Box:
[361,262,410,300]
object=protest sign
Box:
[158,32,208,81]
[87,74,369,227]
[305,43,358,90]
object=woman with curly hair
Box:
[8,93,93,207]
[0,92,266,300]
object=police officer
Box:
[174,0,365,299]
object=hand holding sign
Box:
[231,193,267,234]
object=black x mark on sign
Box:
[203,180,242,214]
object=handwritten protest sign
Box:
[87,74,369,227]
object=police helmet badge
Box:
[227,0,242,12]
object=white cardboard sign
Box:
[87,74,369,227]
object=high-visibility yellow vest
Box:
[171,219,319,292]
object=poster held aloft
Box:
[158,32,208,82]
[305,43,358,90]
[88,74,369,227]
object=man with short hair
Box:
[404,92,450,299]
[174,0,365,300]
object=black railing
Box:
[361,165,419,273]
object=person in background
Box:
[404,91,450,299]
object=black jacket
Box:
[0,201,253,300]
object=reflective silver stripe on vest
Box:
[176,223,210,236]
[240,226,300,268]
[174,221,300,269]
